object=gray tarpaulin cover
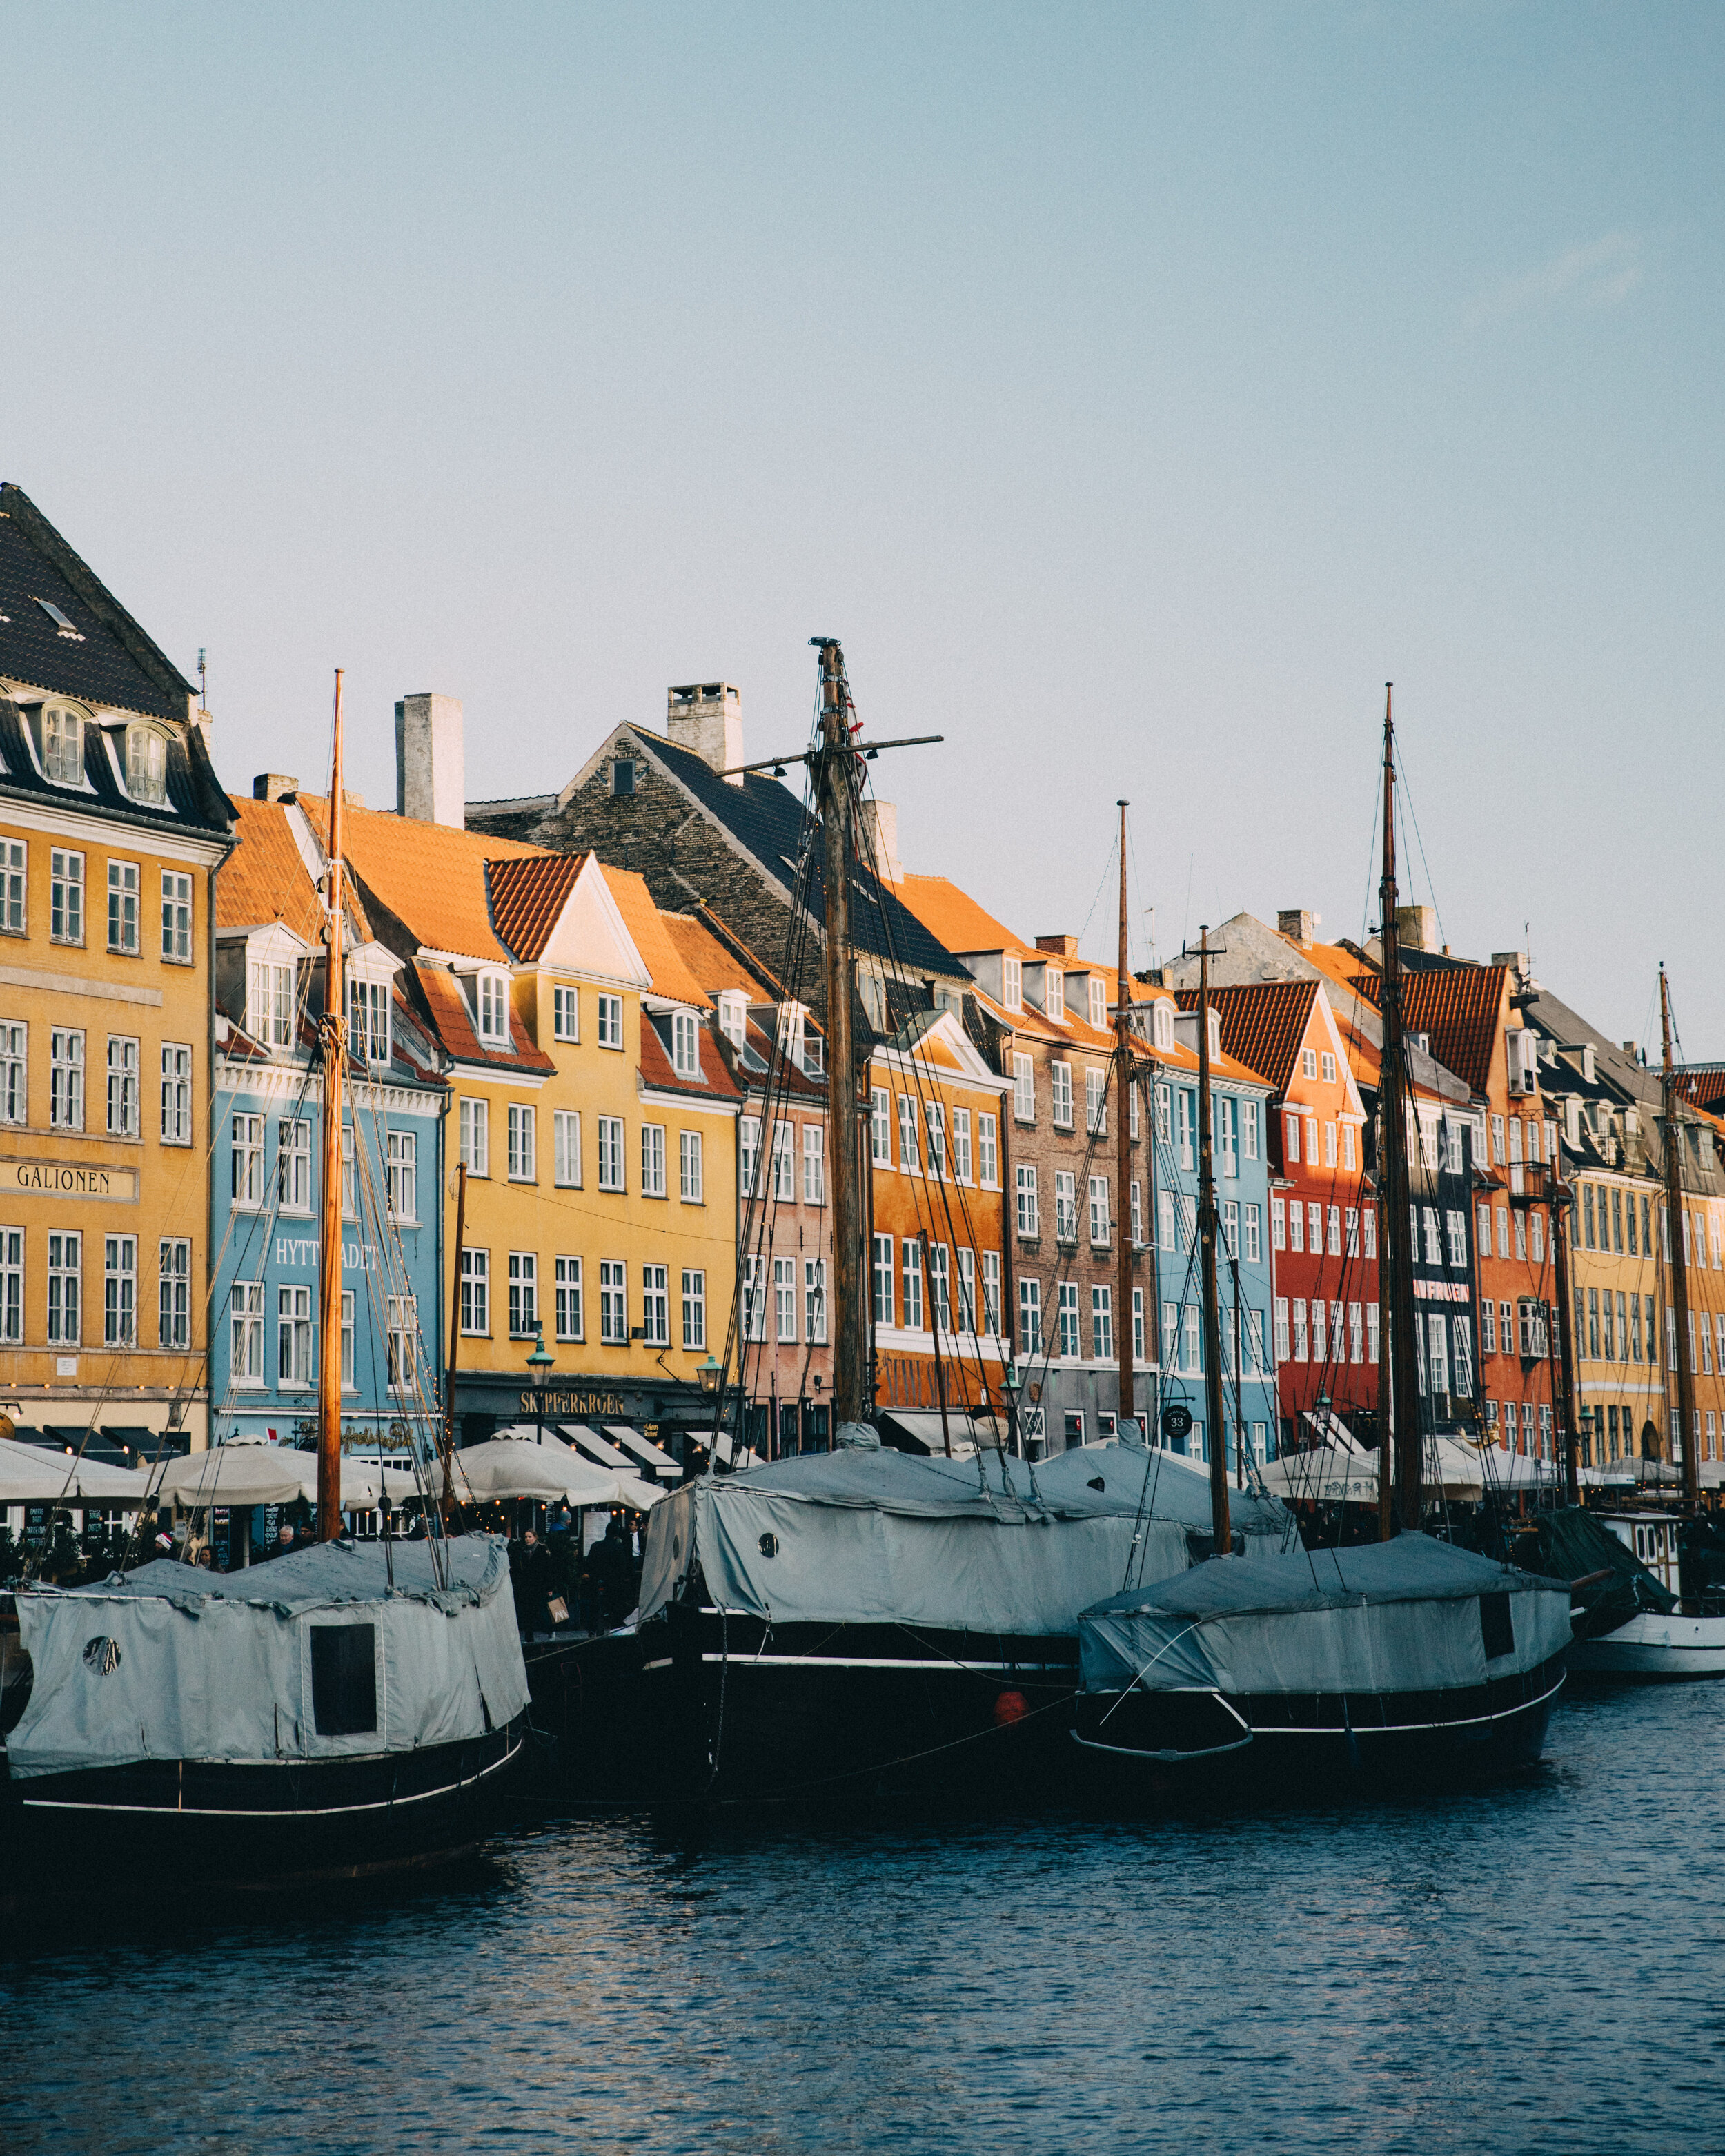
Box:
[638,1442,1294,1634]
[1079,1534,1574,1697]
[8,1534,529,1779]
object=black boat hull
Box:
[1071,1653,1567,1800]
[0,1714,529,1893]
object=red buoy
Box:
[993,1688,1029,1727]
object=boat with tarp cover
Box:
[1073,1533,1570,1787]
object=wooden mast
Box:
[1196,928,1230,1556]
[316,671,347,1545]
[1659,965,1699,1510]
[1116,801,1136,1438]
[815,640,867,1426]
[1550,1153,1583,1505]
[1375,684,1425,1539]
[440,1160,468,1526]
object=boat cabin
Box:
[1599,1512,1682,1599]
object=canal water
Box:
[3,1683,1720,2155]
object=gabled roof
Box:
[0,484,195,724]
[896,873,1038,962]
[640,1012,742,1103]
[486,853,585,962]
[660,907,777,1001]
[1174,980,1318,1095]
[219,794,342,943]
[297,795,545,965]
[1350,965,1508,1098]
[604,865,711,1007]
[411,961,553,1076]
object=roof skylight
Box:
[33,597,84,641]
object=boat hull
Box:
[1568,1614,1725,1680]
[0,1714,528,1892]
[1071,1653,1567,1799]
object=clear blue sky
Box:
[6,3,1722,1055]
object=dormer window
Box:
[248,958,295,1049]
[1045,969,1064,1022]
[718,991,747,1054]
[125,724,168,807]
[348,977,391,1066]
[672,1009,701,1079]
[1003,956,1022,1012]
[475,971,511,1045]
[1088,977,1107,1029]
[41,703,85,787]
[1152,1001,1174,1053]
[802,1031,825,1077]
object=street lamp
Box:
[696,1354,724,1397]
[526,1327,555,1445]
[1578,1402,1595,1472]
[1003,1361,1025,1458]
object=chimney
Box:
[253,773,299,802]
[862,800,902,884]
[667,683,743,786]
[395,694,465,828]
[1397,904,1438,953]
[1277,909,1319,948]
[1581,1044,1595,1085]
[1036,934,1079,959]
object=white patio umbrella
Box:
[446,1434,627,1507]
[0,1439,152,1505]
[155,1438,396,1511]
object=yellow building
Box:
[307,751,740,1459]
[0,484,233,1460]
[1567,1155,1665,1472]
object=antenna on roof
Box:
[197,648,208,711]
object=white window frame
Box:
[107,859,140,956]
[680,1127,703,1202]
[49,849,81,945]
[459,1097,489,1177]
[554,1109,582,1188]
[553,984,580,1041]
[596,993,624,1049]
[555,1256,584,1343]
[597,1115,625,1192]
[509,1102,540,1181]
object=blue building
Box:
[210,790,446,1471]
[1134,991,1280,1470]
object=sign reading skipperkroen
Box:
[3,1160,140,1202]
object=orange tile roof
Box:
[297,794,545,963]
[412,961,553,1075]
[639,1016,742,1102]
[896,873,1040,962]
[603,866,712,1008]
[218,795,328,942]
[660,909,771,999]
[1352,965,1508,1098]
[487,854,585,962]
[1174,980,1317,1095]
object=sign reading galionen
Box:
[3,1159,140,1203]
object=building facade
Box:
[0,484,233,1457]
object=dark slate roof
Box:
[0,685,233,840]
[642,731,965,982]
[0,484,194,723]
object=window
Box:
[1218,1096,1239,1177]
[597,993,623,1049]
[1089,977,1108,1029]
[672,1009,700,1078]
[230,1280,264,1382]
[154,1041,193,1146]
[983,1250,1001,1337]
[872,1234,895,1327]
[1013,1054,1035,1122]
[384,1129,417,1220]
[680,1267,705,1349]
[347,977,390,1065]
[107,860,139,954]
[1184,1303,1202,1374]
[771,1119,794,1199]
[0,840,24,941]
[460,1247,489,1335]
[552,1256,583,1343]
[123,724,167,805]
[1491,1114,1506,1166]
[1050,1061,1073,1129]
[278,1283,313,1383]
[957,1247,976,1334]
[1016,1163,1039,1236]
[901,1241,924,1331]
[1181,1196,1197,1252]
[640,1121,666,1197]
[386,1294,418,1388]
[978,1112,998,1186]
[597,1116,625,1191]
[1057,1281,1080,1358]
[277,1118,311,1212]
[551,1110,582,1189]
[1018,1278,1042,1356]
[1132,1287,1145,1362]
[805,1258,827,1345]
[680,1128,703,1202]
[1055,1170,1077,1242]
[339,1290,355,1389]
[1086,1067,1106,1136]
[1367,1303,1381,1364]
[1178,1091,1194,1169]
[229,1111,264,1207]
[1422,1206,1442,1265]
[50,1028,83,1129]
[0,1228,20,1344]
[475,971,510,1043]
[1288,1201,1303,1254]
[43,704,84,784]
[1441,1209,1465,1267]
[1155,1082,1172,1140]
[1129,1082,1140,1141]
[641,1264,669,1347]
[898,1095,920,1171]
[48,849,81,943]
[740,1116,761,1194]
[103,1234,136,1346]
[248,958,295,1049]
[1428,1312,1450,1396]
[1311,1300,1326,1363]
[927,1243,952,1334]
[106,1034,139,1137]
[1003,956,1022,1011]
[1285,1111,1301,1163]
[1131,1180,1144,1245]
[459,1097,489,1177]
[43,1229,80,1345]
[1244,1204,1261,1263]
[869,1088,891,1164]
[1223,1199,1239,1258]
[926,1102,946,1178]
[1157,1190,1174,1252]
[1243,1100,1259,1161]
[553,985,579,1041]
[595,1259,627,1344]
[775,1257,798,1343]
[610,757,635,796]
[1045,969,1065,1022]
[802,1123,825,1203]
[1271,1198,1285,1252]
[1328,1205,1341,1256]
[1303,1047,1318,1082]
[952,1107,973,1182]
[1092,1285,1114,1362]
[1323,1122,1337,1169]
[508,1252,538,1336]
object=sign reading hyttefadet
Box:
[4,1159,139,1202]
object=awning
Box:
[560,1424,634,1470]
[0,1439,152,1505]
[878,1408,1011,1458]
[604,1424,681,1481]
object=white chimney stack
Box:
[395,694,465,828]
[863,800,903,884]
[667,683,743,785]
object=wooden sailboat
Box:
[0,677,529,1889]
[1070,689,1572,1790]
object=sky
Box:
[6,2,1724,1056]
